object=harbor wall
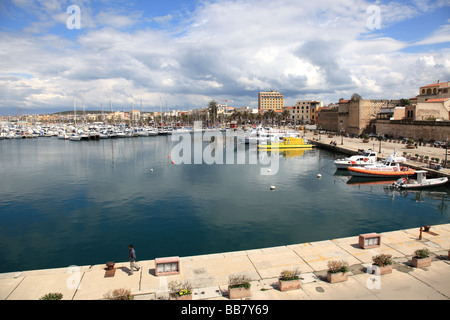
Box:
[374,120,450,142]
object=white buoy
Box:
[150,169,154,173]
[270,185,276,190]
[317,174,322,179]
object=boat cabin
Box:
[282,137,305,145]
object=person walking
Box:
[128,244,140,275]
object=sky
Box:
[0,0,449,115]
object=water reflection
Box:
[0,137,449,273]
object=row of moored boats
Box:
[334,149,448,189]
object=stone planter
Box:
[363,139,370,143]
[372,264,392,275]
[170,293,193,300]
[327,271,348,284]
[278,279,301,291]
[228,286,251,299]
[412,257,431,268]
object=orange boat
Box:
[347,152,415,178]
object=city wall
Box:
[375,119,450,141]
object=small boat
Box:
[347,152,415,178]
[257,137,313,150]
[69,134,81,141]
[334,149,378,169]
[392,171,448,189]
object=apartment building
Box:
[258,91,284,111]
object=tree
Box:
[399,99,411,106]
[351,93,362,100]
[208,100,218,124]
[282,109,291,124]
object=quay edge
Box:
[310,139,450,179]
[1,223,449,300]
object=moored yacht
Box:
[334,149,378,169]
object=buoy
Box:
[150,169,154,173]
[317,174,322,179]
[270,185,276,190]
[267,169,271,172]
[168,155,170,159]
[171,161,174,164]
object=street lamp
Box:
[445,138,449,168]
[340,121,343,145]
[378,133,382,153]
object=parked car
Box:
[434,141,443,148]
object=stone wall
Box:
[374,119,450,141]
[318,108,338,131]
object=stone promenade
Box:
[1,224,449,300]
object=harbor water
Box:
[0,135,449,273]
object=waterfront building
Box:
[258,91,284,111]
[417,81,450,103]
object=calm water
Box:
[0,135,449,273]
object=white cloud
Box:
[0,0,449,114]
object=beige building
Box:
[290,100,322,124]
[258,91,284,111]
[417,81,450,103]
[406,81,450,121]
[415,98,450,121]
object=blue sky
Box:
[0,0,449,115]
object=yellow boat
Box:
[257,137,313,150]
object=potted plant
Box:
[169,280,193,300]
[412,248,431,268]
[103,288,133,300]
[371,253,393,275]
[228,273,251,299]
[362,134,370,143]
[406,139,415,149]
[327,260,349,283]
[278,269,301,291]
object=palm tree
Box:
[282,109,290,125]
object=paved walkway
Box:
[1,223,449,300]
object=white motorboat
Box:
[334,150,378,169]
[69,134,81,141]
[392,170,448,189]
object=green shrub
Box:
[39,292,63,300]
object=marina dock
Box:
[1,223,449,300]
[307,132,450,179]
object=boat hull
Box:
[397,177,448,189]
[348,167,415,178]
[334,161,376,169]
[257,144,313,150]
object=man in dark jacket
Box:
[128,244,140,275]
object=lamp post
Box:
[378,133,382,153]
[445,138,449,168]
[340,121,343,145]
